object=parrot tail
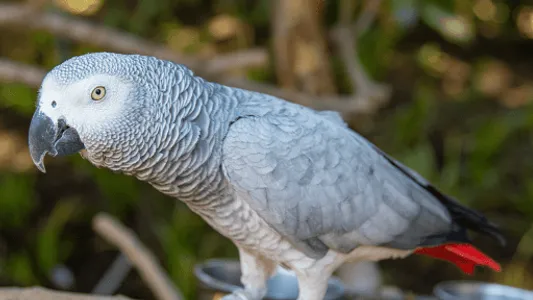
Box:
[414,243,501,275]
[374,144,507,247]
[372,141,505,274]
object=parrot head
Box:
[28,52,181,173]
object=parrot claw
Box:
[221,289,255,300]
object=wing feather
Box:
[221,103,453,259]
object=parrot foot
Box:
[228,247,274,300]
[221,289,259,300]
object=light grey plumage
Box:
[222,96,455,256]
[28,52,504,300]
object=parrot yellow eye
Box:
[91,86,106,101]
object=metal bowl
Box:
[434,281,533,300]
[194,259,346,300]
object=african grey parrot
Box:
[28,53,505,300]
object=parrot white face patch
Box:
[38,73,134,140]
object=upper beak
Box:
[28,109,85,173]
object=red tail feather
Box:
[414,243,501,275]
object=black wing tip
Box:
[375,144,507,249]
[420,223,507,249]
[449,207,507,248]
[439,208,507,248]
[419,184,507,248]
[478,221,507,247]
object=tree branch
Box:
[0,286,135,300]
[0,58,375,115]
[0,58,46,87]
[352,0,382,34]
[270,0,337,95]
[0,3,267,77]
[92,213,184,300]
[225,77,382,115]
[331,0,391,111]
[92,254,132,295]
[0,2,387,116]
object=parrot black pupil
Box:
[95,89,101,95]
[51,101,57,108]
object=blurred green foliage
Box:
[1,0,533,298]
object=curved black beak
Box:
[28,109,85,173]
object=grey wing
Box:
[221,106,453,259]
[315,110,348,127]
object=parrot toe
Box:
[221,289,254,300]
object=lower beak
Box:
[28,109,85,173]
